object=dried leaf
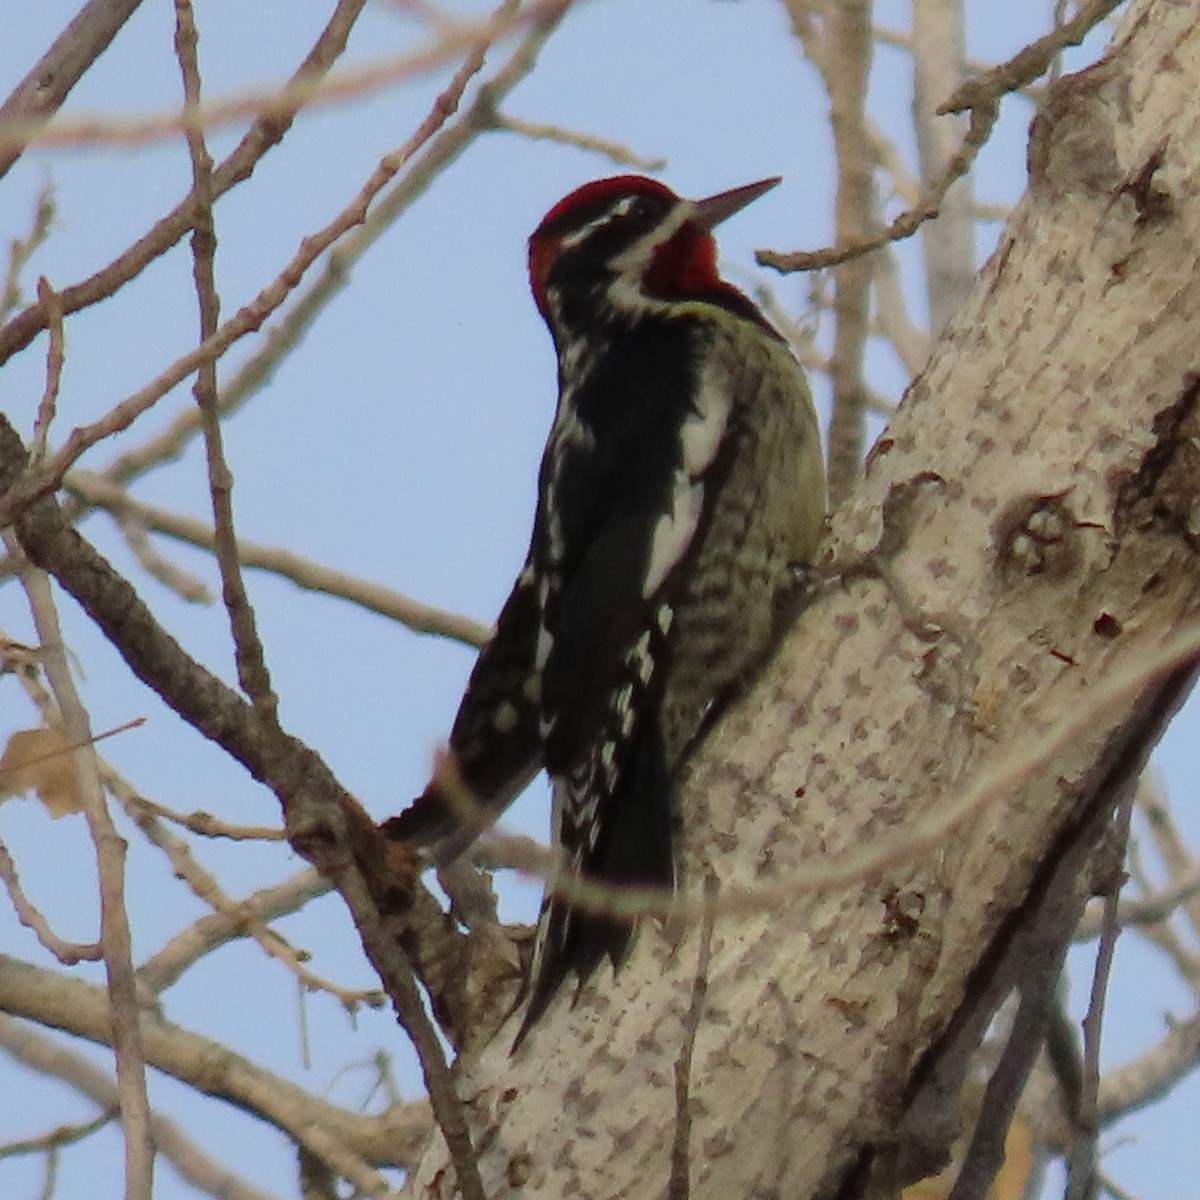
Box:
[0,727,84,817]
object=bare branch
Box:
[0,0,370,369]
[0,0,575,593]
[6,541,155,1197]
[136,868,329,995]
[110,766,380,1010]
[0,0,571,157]
[0,184,55,323]
[0,833,102,964]
[872,244,932,377]
[67,471,489,645]
[0,393,485,1200]
[1075,859,1200,937]
[0,1104,115,1162]
[942,0,1124,118]
[874,20,1040,92]
[490,110,665,169]
[912,0,977,333]
[0,1016,277,1200]
[0,967,429,1179]
[115,512,213,603]
[30,280,65,465]
[92,0,570,494]
[1097,1008,1200,1125]
[1066,789,1135,1200]
[0,0,147,181]
[0,131,418,525]
[823,0,877,503]
[118,789,283,842]
[1138,779,1200,939]
[668,875,717,1200]
[174,0,278,721]
[760,0,1126,275]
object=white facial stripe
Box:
[609,201,690,276]
[558,194,640,251]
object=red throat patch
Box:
[642,224,720,299]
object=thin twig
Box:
[0,412,473,1050]
[1097,1173,1138,1200]
[1066,788,1136,1200]
[0,0,575,581]
[1097,1007,1200,1126]
[0,184,55,322]
[868,118,921,209]
[111,767,378,1010]
[0,1006,401,1200]
[0,1107,116,1161]
[0,0,566,157]
[116,512,213,603]
[760,0,1125,275]
[873,21,1039,93]
[872,244,932,377]
[0,834,102,964]
[943,0,1124,118]
[0,1,571,533]
[30,278,65,464]
[121,790,283,842]
[67,471,489,644]
[136,868,329,995]
[973,199,1010,223]
[1138,779,1200,939]
[331,862,487,1200]
[0,135,405,526]
[0,955,428,1183]
[93,0,568,496]
[1050,0,1072,83]
[489,110,665,169]
[0,0,370,369]
[759,100,995,275]
[174,0,277,719]
[668,874,717,1200]
[1075,858,1200,938]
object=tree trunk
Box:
[410,1,1200,1194]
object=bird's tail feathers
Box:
[511,723,673,1050]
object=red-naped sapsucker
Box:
[385,175,825,1044]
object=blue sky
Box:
[0,2,1196,1198]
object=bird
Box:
[383,174,825,1045]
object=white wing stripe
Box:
[641,365,730,598]
[643,477,703,599]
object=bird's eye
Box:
[625,197,655,222]
[611,195,654,224]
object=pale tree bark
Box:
[406,1,1200,1195]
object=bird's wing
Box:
[383,567,545,860]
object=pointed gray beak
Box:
[690,176,782,230]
